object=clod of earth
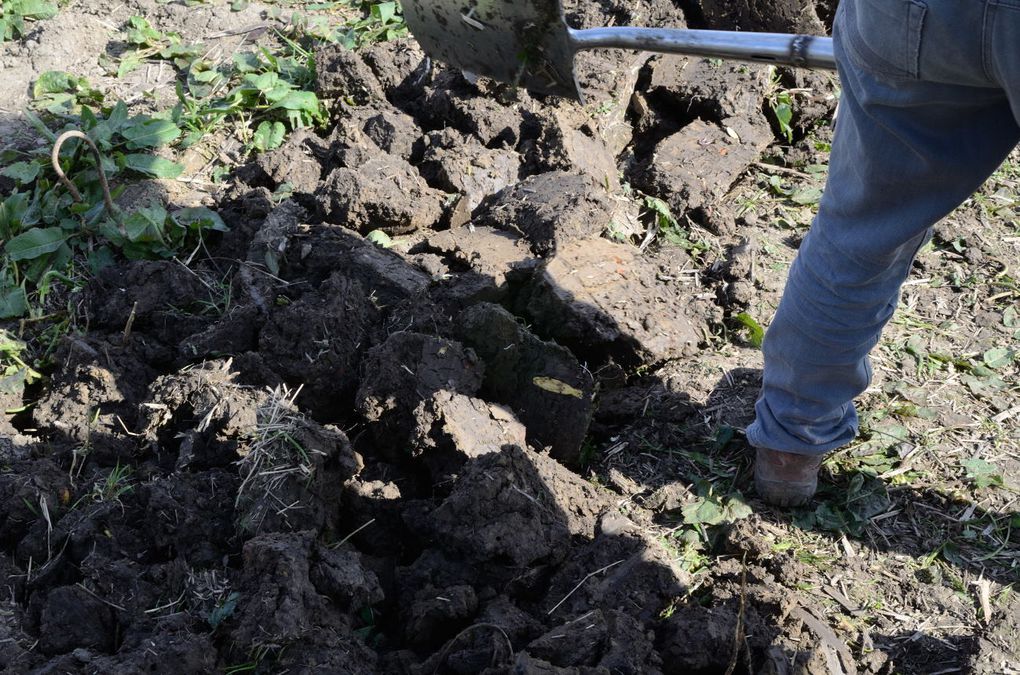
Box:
[459,303,595,465]
[315,154,446,235]
[474,171,617,257]
[526,238,704,364]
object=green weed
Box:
[99,16,205,79]
[207,591,240,629]
[1,92,226,319]
[961,458,1006,490]
[170,43,324,152]
[90,462,134,503]
[0,0,57,42]
[766,67,794,143]
[0,330,41,400]
[334,1,407,48]
[732,312,764,349]
[642,195,709,255]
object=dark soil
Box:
[2,1,1019,674]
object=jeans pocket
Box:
[840,0,928,79]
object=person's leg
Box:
[747,0,1020,505]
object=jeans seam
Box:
[983,2,995,83]
[908,0,927,79]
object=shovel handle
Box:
[570,27,836,71]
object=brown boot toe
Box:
[754,447,823,507]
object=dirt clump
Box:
[643,56,772,135]
[234,401,363,537]
[474,171,616,257]
[411,391,528,481]
[85,615,217,674]
[459,303,595,465]
[140,359,265,470]
[422,76,529,149]
[525,238,705,365]
[229,531,347,649]
[543,511,690,622]
[280,224,432,304]
[316,43,388,105]
[521,111,620,187]
[34,585,116,655]
[420,445,612,569]
[257,270,384,413]
[130,469,239,566]
[528,608,662,672]
[424,225,536,290]
[32,336,161,464]
[633,119,769,233]
[237,128,328,196]
[355,332,485,452]
[316,154,446,234]
[316,36,427,107]
[6,1,1012,673]
[89,260,218,344]
[418,130,521,212]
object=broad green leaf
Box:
[33,70,84,97]
[372,1,397,24]
[724,496,753,521]
[107,100,129,131]
[252,121,285,152]
[123,204,169,243]
[0,286,29,319]
[16,0,58,19]
[233,52,261,73]
[270,90,320,114]
[773,101,793,142]
[4,227,67,261]
[87,246,116,274]
[0,161,40,184]
[1004,306,1017,328]
[682,498,726,526]
[0,191,32,234]
[120,117,181,149]
[125,15,163,46]
[122,154,184,178]
[962,458,1004,489]
[366,229,392,248]
[983,347,1014,369]
[117,53,144,78]
[175,207,228,232]
[790,186,823,205]
[0,369,27,396]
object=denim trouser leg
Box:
[746,0,1020,455]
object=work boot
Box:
[754,448,823,507]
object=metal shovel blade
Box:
[401,0,835,101]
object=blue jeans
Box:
[746,0,1020,455]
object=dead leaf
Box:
[532,377,583,399]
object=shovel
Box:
[401,0,836,102]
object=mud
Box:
[2,0,1018,673]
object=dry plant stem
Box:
[547,559,625,616]
[50,129,123,231]
[724,554,748,675]
[431,623,514,674]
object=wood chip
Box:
[974,577,993,624]
[790,606,858,675]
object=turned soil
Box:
[1,1,1018,674]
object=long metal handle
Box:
[570,27,836,70]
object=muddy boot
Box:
[754,448,823,507]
